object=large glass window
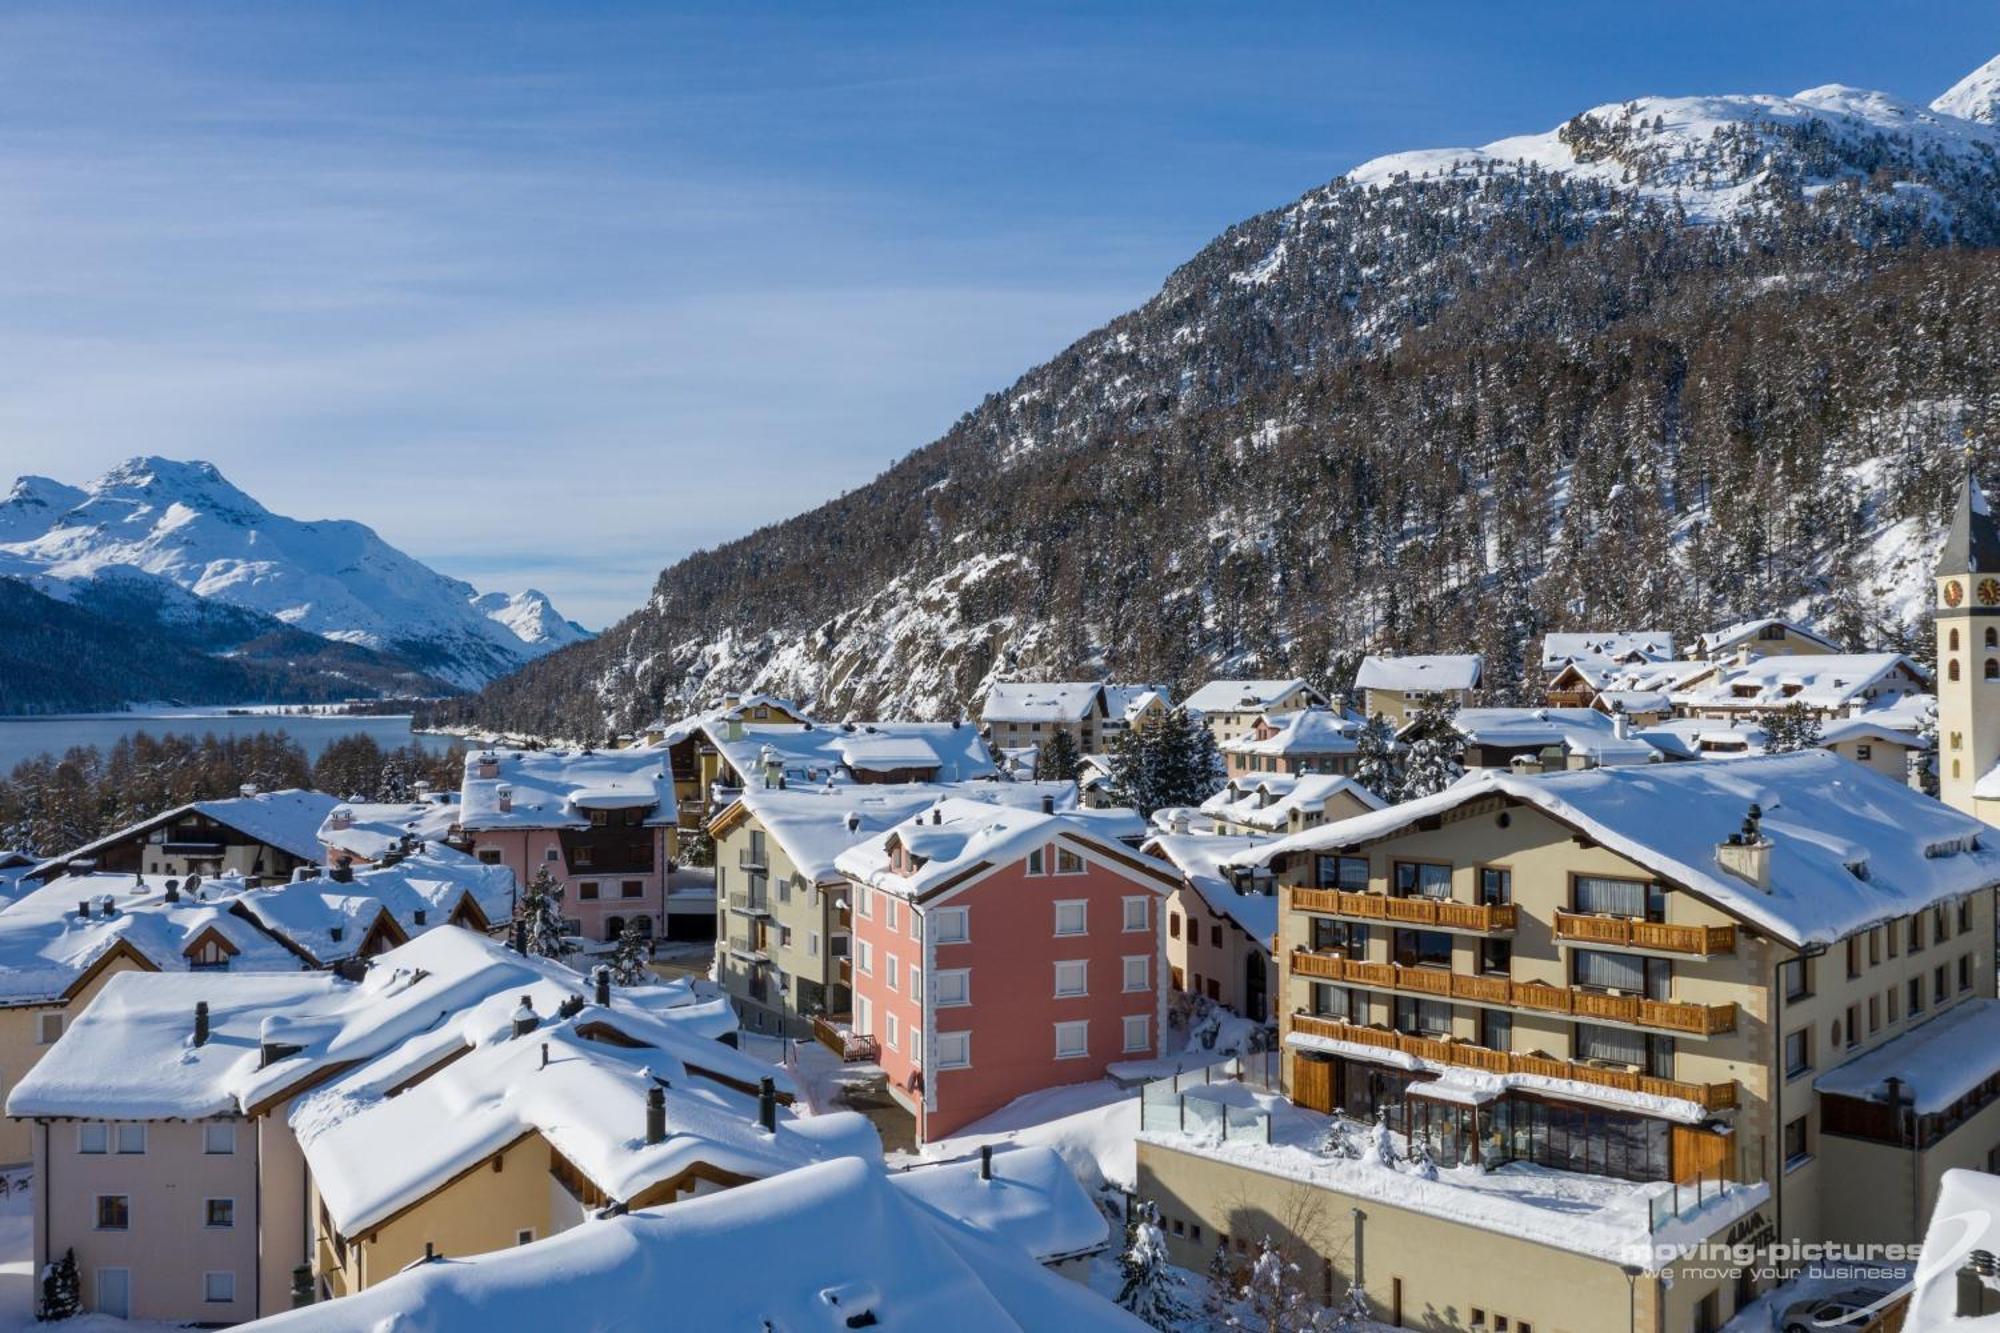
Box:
[1479,867,1512,905]
[1317,855,1370,891]
[1312,984,1360,1022]
[1394,862,1453,899]
[1393,996,1452,1037]
[1391,928,1452,969]
[1311,918,1368,954]
[1573,950,1670,998]
[1575,1022,1645,1067]
[1573,876,1664,921]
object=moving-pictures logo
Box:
[1622,1209,1998,1326]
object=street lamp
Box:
[1620,1263,1642,1333]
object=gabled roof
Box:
[1675,652,1927,713]
[890,1144,1111,1263]
[459,747,676,831]
[1222,707,1362,757]
[1099,683,1170,723]
[705,721,998,789]
[1199,773,1386,831]
[1142,832,1283,945]
[233,848,515,966]
[241,1157,1145,1333]
[981,682,1103,724]
[1539,631,1675,672]
[1936,472,2000,577]
[1443,707,1660,765]
[30,788,339,879]
[1183,678,1323,713]
[835,799,1177,903]
[1696,618,1841,657]
[1237,752,2000,948]
[1354,654,1483,694]
[317,799,459,861]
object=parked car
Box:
[1780,1284,1898,1332]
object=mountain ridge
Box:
[426,54,2000,737]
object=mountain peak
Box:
[88,456,262,511]
[1933,53,2000,125]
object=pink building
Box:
[452,749,678,942]
[835,799,1177,1142]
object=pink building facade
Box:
[842,812,1176,1143]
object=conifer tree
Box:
[1353,714,1403,804]
[608,917,650,985]
[1399,699,1464,799]
[1035,727,1084,783]
[515,866,573,959]
[38,1247,80,1321]
[1762,701,1823,754]
[1115,1202,1191,1330]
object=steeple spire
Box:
[1936,469,2000,577]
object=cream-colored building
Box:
[1936,472,2000,825]
[1696,617,1842,660]
[1185,679,1329,747]
[1197,773,1384,838]
[1134,749,2000,1331]
[1143,832,1277,1019]
[1352,654,1482,726]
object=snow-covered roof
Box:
[1238,752,2000,948]
[30,788,340,879]
[891,1145,1111,1263]
[981,682,1102,724]
[723,781,1081,884]
[1696,617,1841,657]
[1818,717,1926,751]
[1445,707,1660,765]
[7,928,723,1121]
[242,1157,1145,1333]
[1906,1166,2000,1331]
[1594,689,1673,716]
[232,847,515,965]
[459,747,675,831]
[835,799,1177,903]
[0,872,301,1005]
[1183,678,1320,714]
[1539,631,1675,672]
[1632,718,1767,762]
[1221,707,1361,757]
[1816,999,2000,1115]
[1142,832,1283,946]
[706,722,997,789]
[300,991,873,1237]
[316,800,459,862]
[1100,683,1169,724]
[1199,772,1386,832]
[1675,652,1927,714]
[1354,654,1483,694]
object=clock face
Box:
[1946,579,1965,608]
[1980,578,2000,607]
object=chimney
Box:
[330,855,354,884]
[726,716,744,742]
[1960,1250,2000,1318]
[540,1041,549,1070]
[723,692,741,711]
[328,807,354,832]
[99,894,117,919]
[511,921,528,955]
[193,1001,210,1047]
[512,995,538,1037]
[76,900,90,920]
[240,783,259,799]
[757,1077,777,1134]
[412,908,427,927]
[1040,794,1054,815]
[645,1085,666,1145]
[844,812,860,834]
[1611,706,1630,741]
[1735,644,1754,667]
[1716,804,1772,892]
[164,879,180,904]
[595,967,611,1007]
[477,754,500,780]
[1170,811,1189,835]
[932,807,942,825]
[979,1144,993,1181]
[424,1242,437,1264]
[496,785,514,814]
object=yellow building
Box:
[1935,472,2000,824]
[1135,750,2000,1331]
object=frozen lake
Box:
[0,708,461,774]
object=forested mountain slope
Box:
[438,56,2000,739]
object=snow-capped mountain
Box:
[445,54,2000,738]
[0,458,592,691]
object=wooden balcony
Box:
[1285,1012,1737,1112]
[1288,886,1517,933]
[811,1014,878,1063]
[1287,950,1735,1036]
[1552,911,1736,957]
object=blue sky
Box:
[0,4,1993,627]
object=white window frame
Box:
[935,969,971,1007]
[933,907,969,944]
[78,1123,108,1155]
[1122,895,1151,932]
[1054,1020,1090,1060]
[1123,1013,1150,1053]
[854,939,874,976]
[203,1123,236,1155]
[36,1012,62,1045]
[855,995,873,1037]
[1054,900,1088,937]
[1054,846,1086,875]
[1053,960,1089,998]
[935,1031,972,1069]
[885,1011,900,1051]
[114,1123,146,1155]
[202,1271,235,1304]
[1122,955,1150,993]
[886,954,900,992]
[909,966,923,1004]
[885,898,899,931]
[856,885,874,919]
[808,931,821,959]
[516,1228,536,1246]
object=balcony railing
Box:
[738,847,767,871]
[1552,911,1736,957]
[1285,1011,1737,1112]
[1287,950,1735,1036]
[1288,886,1516,933]
[727,889,771,915]
[812,1014,879,1063]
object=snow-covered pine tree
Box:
[1205,1240,1236,1321]
[1035,727,1084,783]
[608,918,650,985]
[1330,1282,1372,1331]
[515,866,573,959]
[1316,1117,1361,1159]
[1230,1236,1312,1333]
[1762,701,1823,753]
[39,1247,80,1321]
[1370,1107,1398,1169]
[1115,1202,1192,1330]
[1408,1135,1439,1181]
[1399,699,1464,799]
[1353,714,1402,804]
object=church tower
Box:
[1934,469,2000,821]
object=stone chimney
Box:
[1170,810,1189,835]
[476,754,500,780]
[512,995,538,1038]
[240,783,259,799]
[496,785,513,814]
[328,806,354,832]
[645,1084,666,1145]
[1716,804,1772,892]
